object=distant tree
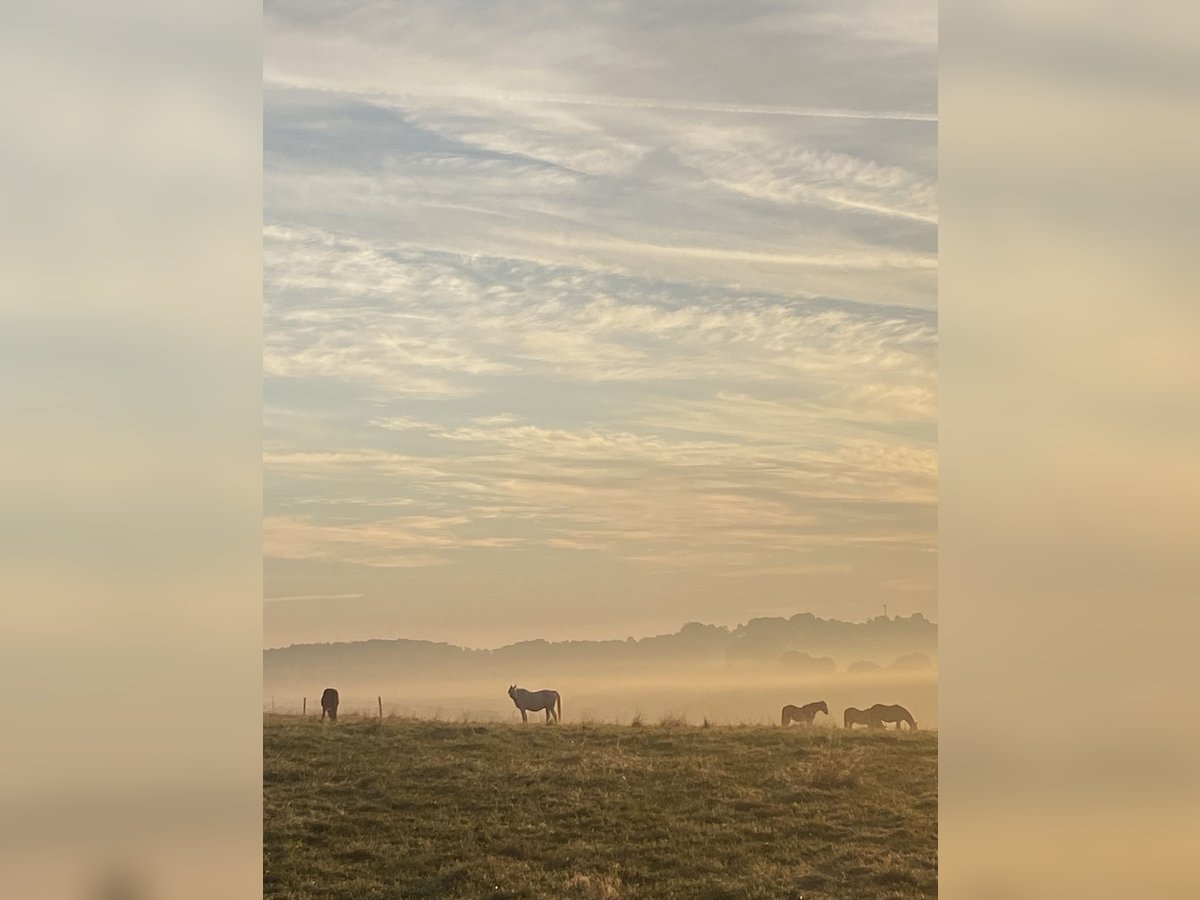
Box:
[890,652,934,671]
[728,634,785,660]
[846,660,883,674]
[780,651,836,674]
[679,621,725,637]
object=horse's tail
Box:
[556,692,562,723]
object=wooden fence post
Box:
[378,696,383,720]
[302,697,307,716]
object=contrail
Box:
[521,91,937,123]
[266,76,937,123]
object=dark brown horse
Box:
[843,706,882,729]
[867,703,917,730]
[781,700,829,726]
[320,687,339,722]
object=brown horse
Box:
[781,700,829,726]
[320,687,339,722]
[867,703,917,730]
[843,706,882,729]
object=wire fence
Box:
[261,697,794,728]
[263,696,516,722]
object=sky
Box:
[263,0,937,649]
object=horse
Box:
[843,706,883,729]
[320,687,339,722]
[508,685,561,724]
[867,703,917,730]
[781,700,828,726]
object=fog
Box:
[267,668,937,729]
[264,614,938,726]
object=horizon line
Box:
[264,610,937,653]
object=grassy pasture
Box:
[264,716,936,899]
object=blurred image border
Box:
[2,0,1197,896]
[941,1,1199,895]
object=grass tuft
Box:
[564,872,624,899]
[797,735,865,789]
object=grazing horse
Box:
[782,700,829,726]
[868,703,917,730]
[320,688,339,722]
[843,706,883,729]
[508,685,561,724]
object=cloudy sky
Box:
[263,0,937,649]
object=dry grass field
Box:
[264,716,936,899]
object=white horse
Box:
[508,685,561,723]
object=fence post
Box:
[378,696,383,720]
[302,697,306,716]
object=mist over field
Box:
[265,611,937,727]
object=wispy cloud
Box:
[264,513,521,568]
[263,0,937,642]
[264,593,365,604]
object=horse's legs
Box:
[520,709,527,723]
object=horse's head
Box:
[507,684,516,698]
[817,700,828,715]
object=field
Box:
[264,716,937,899]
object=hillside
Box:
[265,612,937,685]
